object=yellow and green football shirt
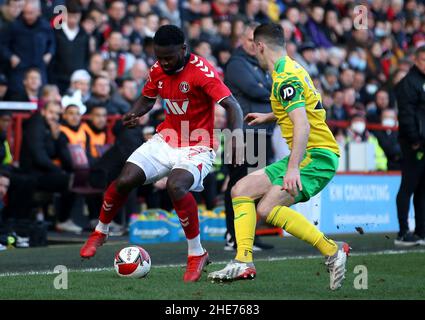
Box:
[271,56,339,156]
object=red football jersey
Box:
[142,53,231,148]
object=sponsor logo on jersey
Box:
[158,81,163,89]
[279,84,296,100]
[163,99,189,115]
[179,81,190,93]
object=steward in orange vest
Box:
[60,104,92,166]
[81,105,108,159]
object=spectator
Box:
[158,0,181,27]
[86,75,130,115]
[367,89,392,123]
[306,4,333,48]
[101,31,133,77]
[374,108,402,170]
[223,22,274,251]
[0,170,10,236]
[295,42,319,78]
[144,12,159,38]
[60,103,90,158]
[0,110,12,167]
[104,59,118,84]
[345,113,388,171]
[0,0,23,31]
[106,0,126,33]
[88,52,105,78]
[320,66,340,94]
[68,69,91,103]
[19,101,78,232]
[40,84,61,107]
[0,73,8,101]
[329,90,348,121]
[118,78,138,106]
[339,67,355,89]
[51,0,90,94]
[0,110,38,224]
[7,68,42,103]
[0,0,55,95]
[82,104,108,160]
[125,59,148,95]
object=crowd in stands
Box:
[0,0,422,236]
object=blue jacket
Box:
[1,16,55,70]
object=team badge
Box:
[179,81,190,93]
[279,84,296,101]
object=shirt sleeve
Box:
[195,60,231,103]
[273,75,306,113]
[142,68,159,99]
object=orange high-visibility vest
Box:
[81,122,106,158]
[60,124,87,151]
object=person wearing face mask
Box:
[346,113,388,171]
[394,45,425,246]
[373,109,401,170]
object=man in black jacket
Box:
[20,101,78,232]
[394,45,425,246]
[51,0,90,94]
[0,0,55,95]
[223,22,274,251]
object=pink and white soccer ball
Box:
[114,246,151,278]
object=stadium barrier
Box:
[129,208,228,244]
[294,171,413,234]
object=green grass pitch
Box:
[0,233,424,300]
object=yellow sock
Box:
[266,206,338,256]
[233,196,257,263]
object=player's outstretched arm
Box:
[284,107,310,197]
[245,112,277,126]
[219,95,244,165]
[122,95,156,128]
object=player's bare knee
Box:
[256,204,272,219]
[231,181,246,198]
[115,175,133,194]
[166,178,188,200]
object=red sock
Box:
[99,181,129,224]
[172,192,200,240]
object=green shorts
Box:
[265,148,339,203]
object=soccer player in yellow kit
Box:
[208,23,350,290]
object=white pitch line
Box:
[0,248,424,278]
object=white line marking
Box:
[0,249,424,278]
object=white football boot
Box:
[325,241,351,290]
[208,260,256,282]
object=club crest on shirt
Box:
[179,81,190,93]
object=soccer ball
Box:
[114,246,151,278]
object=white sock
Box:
[95,221,109,235]
[187,234,204,256]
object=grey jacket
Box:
[224,47,274,135]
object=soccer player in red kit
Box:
[80,25,244,282]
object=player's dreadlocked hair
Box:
[154,25,185,46]
[254,23,285,49]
